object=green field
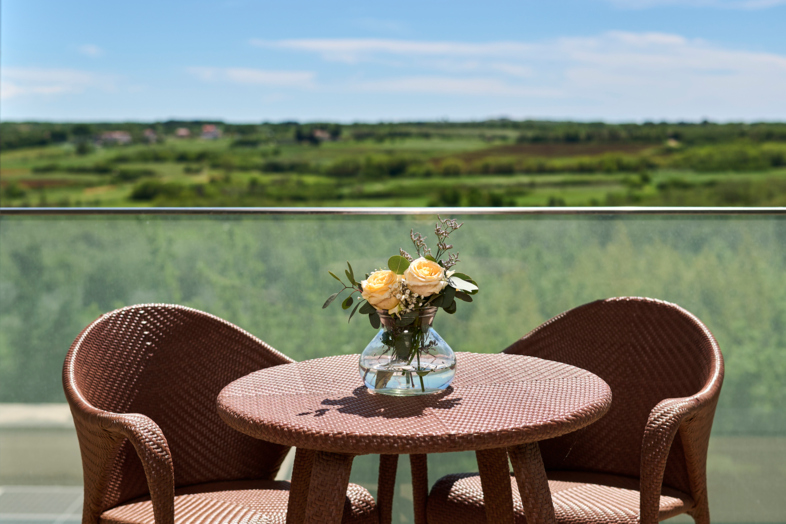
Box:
[2,120,786,207]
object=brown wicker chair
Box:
[426,297,724,524]
[63,304,377,524]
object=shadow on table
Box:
[296,387,462,419]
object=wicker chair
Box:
[426,297,724,524]
[63,304,377,524]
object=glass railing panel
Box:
[1,210,784,523]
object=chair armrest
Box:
[639,397,701,524]
[106,413,175,524]
[77,402,176,524]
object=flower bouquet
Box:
[324,217,479,395]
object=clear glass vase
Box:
[358,307,456,396]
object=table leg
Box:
[287,448,315,524]
[508,442,557,524]
[377,454,399,524]
[409,454,429,524]
[303,451,355,524]
[476,448,514,524]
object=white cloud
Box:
[248,32,786,119]
[78,44,105,57]
[352,18,406,34]
[606,0,786,9]
[0,68,114,100]
[250,38,535,63]
[187,67,316,88]
[355,77,561,97]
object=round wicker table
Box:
[217,352,612,524]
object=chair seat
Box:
[428,470,694,524]
[101,479,377,524]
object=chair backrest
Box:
[63,304,293,515]
[504,297,723,495]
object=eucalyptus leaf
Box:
[341,296,354,310]
[369,312,381,329]
[444,299,457,314]
[328,271,344,284]
[322,293,339,309]
[450,276,479,293]
[430,295,445,308]
[443,284,456,304]
[396,314,416,327]
[455,291,473,302]
[348,300,361,322]
[359,301,376,315]
[375,370,394,389]
[387,255,410,275]
[347,261,355,281]
[394,335,411,360]
[345,269,355,286]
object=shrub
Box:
[114,168,157,182]
[440,158,464,176]
[325,158,362,178]
[405,164,436,178]
[32,163,60,173]
[130,180,183,201]
[262,159,311,173]
[76,142,94,155]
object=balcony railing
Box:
[1,207,784,523]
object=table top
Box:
[217,352,612,455]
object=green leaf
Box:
[341,296,354,310]
[416,370,431,377]
[455,291,473,302]
[345,269,356,286]
[375,370,394,389]
[348,300,362,323]
[443,284,456,304]
[328,271,344,284]
[369,312,381,329]
[443,299,457,314]
[396,314,416,327]
[347,261,355,282]
[425,254,437,262]
[450,276,478,293]
[322,292,339,309]
[430,295,445,308]
[451,272,472,281]
[388,255,410,275]
[359,301,376,315]
[394,335,412,360]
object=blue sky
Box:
[2,0,785,122]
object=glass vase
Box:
[358,307,456,396]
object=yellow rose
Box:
[404,257,447,297]
[361,270,402,311]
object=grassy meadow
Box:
[2,120,786,207]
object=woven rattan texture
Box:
[427,471,694,524]
[427,297,724,524]
[63,304,377,524]
[99,479,376,524]
[217,352,612,455]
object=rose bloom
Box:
[404,257,447,297]
[361,270,402,311]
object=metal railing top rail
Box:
[1,206,785,216]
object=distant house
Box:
[175,127,191,138]
[143,129,158,143]
[313,129,332,141]
[100,131,132,145]
[201,124,222,140]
